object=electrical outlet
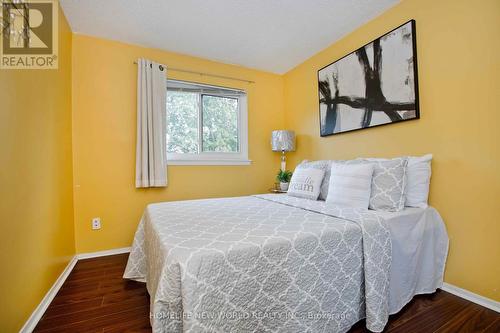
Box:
[92,217,101,230]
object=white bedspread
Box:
[376,207,449,313]
[124,194,447,332]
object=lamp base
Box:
[281,151,286,171]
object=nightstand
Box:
[269,188,287,194]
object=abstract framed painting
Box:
[318,20,420,136]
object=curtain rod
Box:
[133,61,255,84]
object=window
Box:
[166,80,249,165]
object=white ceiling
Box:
[60,0,399,74]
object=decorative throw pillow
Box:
[362,154,432,208]
[287,167,325,200]
[295,160,332,200]
[346,158,408,212]
[326,163,374,209]
[405,154,432,208]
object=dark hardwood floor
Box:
[34,254,499,333]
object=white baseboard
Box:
[19,256,78,333]
[76,247,131,260]
[441,282,499,313]
[19,247,131,333]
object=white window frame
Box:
[166,80,250,166]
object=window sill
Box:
[167,159,252,166]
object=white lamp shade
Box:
[271,130,295,152]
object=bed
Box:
[124,194,448,333]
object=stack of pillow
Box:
[286,154,433,211]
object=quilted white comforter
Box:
[124,194,392,332]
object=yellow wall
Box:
[283,0,499,300]
[0,6,75,332]
[72,35,285,253]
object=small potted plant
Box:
[276,170,293,191]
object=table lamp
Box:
[271,130,295,171]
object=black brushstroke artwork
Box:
[318,20,419,136]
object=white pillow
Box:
[296,160,332,200]
[326,163,374,209]
[287,168,325,200]
[405,154,432,208]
